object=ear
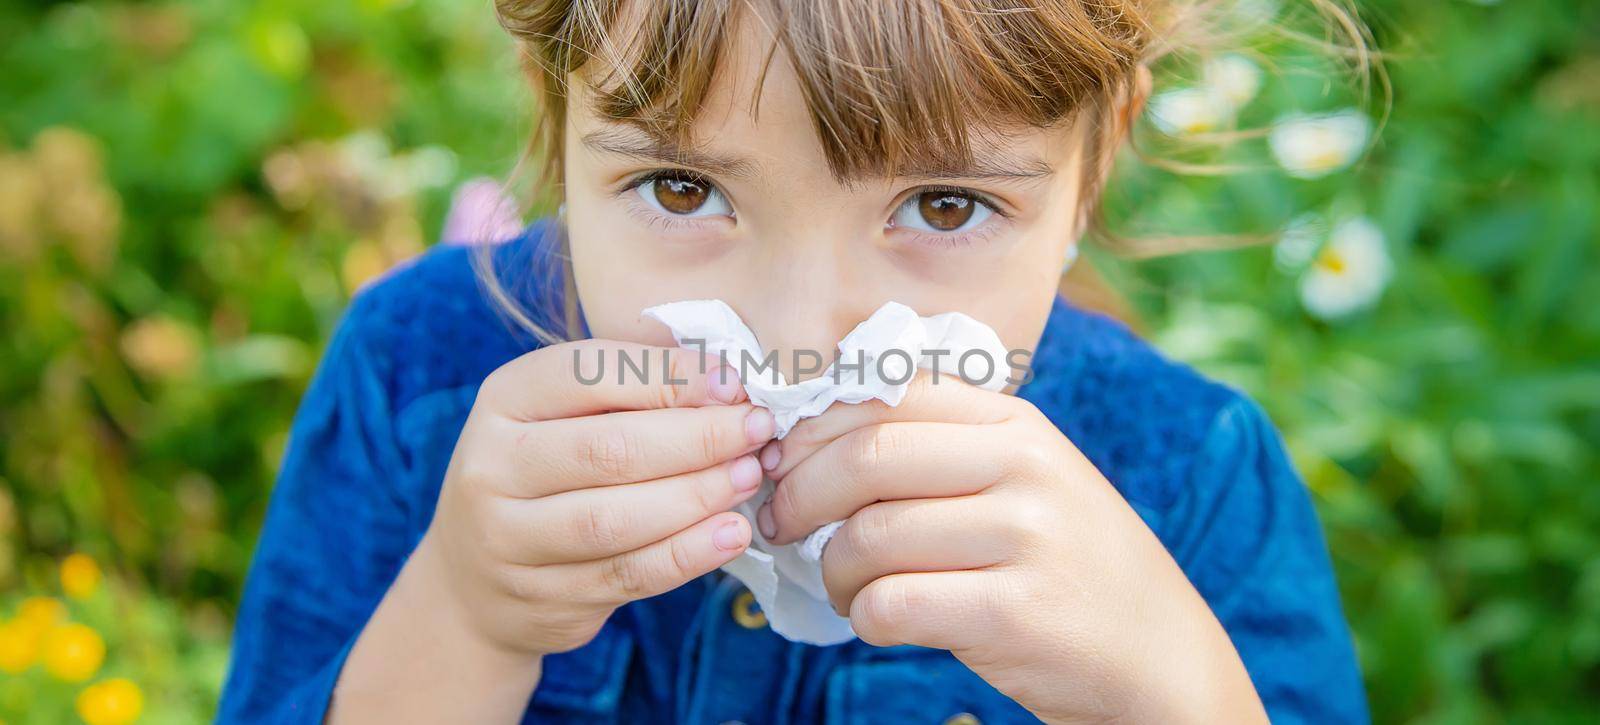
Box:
[1123,64,1153,135]
[1072,64,1153,241]
[1095,63,1154,179]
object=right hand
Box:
[414,340,774,658]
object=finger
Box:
[496,455,764,564]
[480,340,747,421]
[768,371,1020,481]
[547,511,751,605]
[849,570,998,650]
[820,496,1017,617]
[762,422,1009,545]
[508,403,775,495]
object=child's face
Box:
[562,13,1096,378]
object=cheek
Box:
[996,235,1075,355]
[1017,225,1079,291]
[904,237,1064,379]
[565,216,675,346]
[890,229,1066,332]
[566,215,754,347]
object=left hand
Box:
[757,373,1268,724]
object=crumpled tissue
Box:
[641,299,1010,645]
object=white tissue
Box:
[641,299,1010,645]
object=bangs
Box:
[504,0,1150,182]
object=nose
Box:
[731,237,871,383]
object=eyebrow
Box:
[894,155,1055,182]
[580,126,1054,184]
[581,128,760,180]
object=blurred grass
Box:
[0,0,1596,722]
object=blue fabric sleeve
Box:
[1164,395,1369,724]
[217,295,418,724]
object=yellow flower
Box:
[77,678,145,725]
[0,619,41,673]
[32,126,105,191]
[42,623,106,682]
[341,239,391,292]
[61,553,103,600]
[18,596,67,628]
[119,316,202,380]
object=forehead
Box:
[568,0,1092,184]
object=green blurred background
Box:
[0,0,1595,722]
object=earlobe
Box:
[1061,241,1080,273]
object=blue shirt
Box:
[218,219,1367,724]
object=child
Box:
[220,0,1368,722]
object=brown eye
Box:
[655,174,708,213]
[638,171,731,217]
[891,187,994,235]
[917,192,976,231]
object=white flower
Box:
[1268,110,1371,178]
[1204,54,1263,110]
[1149,55,1262,138]
[1299,216,1391,320]
[1148,88,1230,136]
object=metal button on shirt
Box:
[943,713,982,725]
[730,589,767,629]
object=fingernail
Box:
[709,364,742,404]
[744,408,775,445]
[730,455,762,493]
[756,503,776,541]
[713,520,746,551]
[759,440,781,471]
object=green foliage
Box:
[1098,2,1600,721]
[0,0,1595,722]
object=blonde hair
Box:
[480,0,1377,344]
